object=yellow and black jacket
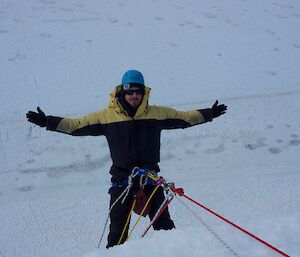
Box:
[46,85,210,180]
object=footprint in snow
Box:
[265,29,275,35]
[244,137,267,150]
[292,13,300,18]
[267,136,300,154]
[267,71,277,76]
[107,18,119,23]
[184,20,194,25]
[293,44,300,49]
[225,18,239,27]
[155,16,164,21]
[169,42,178,48]
[20,167,44,175]
[213,6,224,12]
[0,29,8,34]
[39,32,51,38]
[26,159,35,164]
[8,53,27,62]
[289,139,300,146]
[38,0,56,4]
[277,14,289,19]
[18,186,34,192]
[161,152,175,161]
[268,147,281,154]
[204,13,217,19]
[185,149,196,155]
[205,143,225,154]
[193,25,203,29]
[59,7,75,12]
[173,5,184,10]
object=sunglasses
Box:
[124,89,144,95]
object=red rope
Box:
[141,196,174,237]
[179,190,290,257]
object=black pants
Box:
[106,185,175,248]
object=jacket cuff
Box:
[197,109,213,122]
[46,116,63,131]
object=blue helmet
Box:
[121,70,144,86]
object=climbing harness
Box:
[97,167,161,248]
[108,168,159,194]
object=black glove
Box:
[211,100,227,118]
[26,107,47,127]
[198,100,227,122]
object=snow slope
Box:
[1,0,300,257]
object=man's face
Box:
[124,86,144,108]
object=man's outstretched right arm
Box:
[26,107,105,136]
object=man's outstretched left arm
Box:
[158,100,227,130]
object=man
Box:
[26,70,227,248]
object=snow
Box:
[0,0,300,256]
